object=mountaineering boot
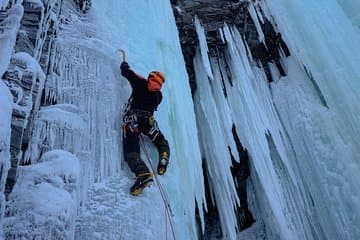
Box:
[130,173,154,196]
[157,152,169,175]
[238,207,256,231]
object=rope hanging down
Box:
[139,135,176,240]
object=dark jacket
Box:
[121,62,162,114]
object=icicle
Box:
[193,49,240,239]
[0,3,23,76]
[247,2,265,43]
[24,104,87,163]
[194,15,214,80]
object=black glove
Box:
[120,61,130,71]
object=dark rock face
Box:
[171,0,290,89]
[171,0,259,92]
[1,0,61,196]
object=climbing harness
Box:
[123,110,161,141]
[139,135,176,240]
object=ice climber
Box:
[119,49,170,196]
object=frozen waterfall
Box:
[1,0,360,239]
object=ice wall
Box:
[32,0,125,206]
[30,0,205,239]
[1,0,357,239]
[81,0,205,238]
[1,0,205,238]
[258,1,360,239]
[193,21,313,239]
[191,1,360,239]
[0,81,13,239]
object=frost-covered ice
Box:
[193,23,304,238]
[191,0,360,239]
[3,150,80,239]
[259,1,360,239]
[22,0,205,239]
[25,104,87,164]
[194,16,214,80]
[0,4,23,76]
[67,1,206,238]
[1,0,360,239]
[194,49,239,239]
[0,81,12,239]
[76,173,167,240]
[0,0,8,9]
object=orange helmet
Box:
[147,71,165,91]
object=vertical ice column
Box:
[0,3,23,238]
[24,104,87,163]
[193,50,240,239]
[49,39,122,185]
[193,22,320,239]
[0,81,13,239]
[0,3,23,75]
[194,16,214,80]
[221,24,302,239]
[46,0,123,199]
[271,56,360,239]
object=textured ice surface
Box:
[76,173,168,240]
[1,0,359,239]
[0,4,23,76]
[0,0,9,9]
[0,81,12,239]
[194,16,214,80]
[260,1,360,238]
[192,1,360,237]
[3,150,80,239]
[52,0,205,239]
[25,104,87,164]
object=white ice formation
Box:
[0,0,359,239]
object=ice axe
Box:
[117,48,126,62]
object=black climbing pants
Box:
[122,111,170,176]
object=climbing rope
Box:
[139,135,176,240]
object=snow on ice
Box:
[0,0,359,239]
[0,81,12,239]
[3,150,80,239]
